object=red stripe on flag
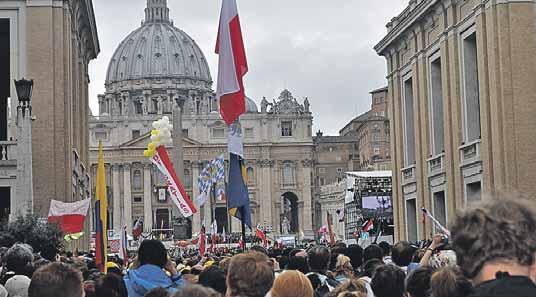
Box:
[48,214,86,234]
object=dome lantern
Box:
[145,0,170,24]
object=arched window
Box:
[246,167,255,185]
[282,161,295,187]
[183,169,191,188]
[133,170,142,191]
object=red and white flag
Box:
[209,220,218,252]
[238,235,245,250]
[199,224,207,257]
[151,146,197,217]
[215,0,248,125]
[255,224,268,248]
[363,218,374,232]
[132,217,143,239]
[48,199,90,234]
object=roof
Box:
[346,171,392,178]
[313,135,356,144]
[370,86,388,94]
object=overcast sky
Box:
[88,0,407,135]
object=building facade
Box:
[89,0,315,239]
[375,0,536,241]
[339,88,391,171]
[0,0,99,229]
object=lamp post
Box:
[14,78,33,111]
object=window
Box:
[461,31,481,142]
[245,128,254,138]
[282,161,295,186]
[132,130,141,139]
[133,196,143,203]
[133,170,142,191]
[466,181,482,204]
[405,198,418,242]
[320,178,325,186]
[281,121,293,137]
[182,129,189,137]
[95,131,108,141]
[246,167,255,185]
[212,128,225,138]
[374,147,380,155]
[336,168,343,173]
[183,169,191,188]
[429,54,445,155]
[318,168,325,174]
[403,76,416,166]
[433,191,447,229]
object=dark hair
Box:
[95,273,128,297]
[378,242,391,257]
[6,243,33,273]
[172,284,220,297]
[345,245,363,269]
[138,240,168,268]
[29,262,84,297]
[307,246,331,273]
[406,266,433,297]
[450,198,536,278]
[361,259,383,278]
[392,241,416,267]
[144,287,170,297]
[371,265,406,297]
[250,246,268,256]
[198,265,227,295]
[363,244,383,263]
[286,256,309,274]
[430,267,472,297]
[227,252,274,297]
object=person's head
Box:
[405,266,433,297]
[344,245,363,269]
[391,241,416,267]
[6,244,34,274]
[29,263,84,297]
[143,287,169,297]
[378,242,391,257]
[286,255,309,274]
[429,250,457,270]
[249,246,268,256]
[95,273,128,297]
[198,265,227,295]
[430,267,472,297]
[371,265,405,297]
[172,285,219,297]
[39,244,58,262]
[328,279,368,297]
[363,245,383,263]
[361,258,383,278]
[451,198,536,281]
[307,246,331,273]
[4,275,31,297]
[271,270,313,297]
[335,255,353,275]
[411,249,426,264]
[227,252,274,297]
[137,240,168,268]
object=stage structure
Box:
[345,171,393,243]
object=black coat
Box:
[470,276,536,297]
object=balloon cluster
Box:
[144,116,173,157]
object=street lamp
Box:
[14,78,33,105]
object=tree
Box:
[0,213,64,255]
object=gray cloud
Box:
[89,0,407,135]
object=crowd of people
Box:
[0,198,536,297]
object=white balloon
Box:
[152,121,160,129]
[161,116,170,124]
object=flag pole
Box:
[241,207,246,252]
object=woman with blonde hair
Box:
[328,279,368,297]
[271,270,314,297]
[334,254,354,282]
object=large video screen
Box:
[361,195,392,216]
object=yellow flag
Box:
[95,141,108,272]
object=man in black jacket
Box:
[451,198,536,297]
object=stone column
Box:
[191,160,201,234]
[172,95,185,220]
[143,163,153,232]
[112,164,121,233]
[123,163,133,234]
[302,159,314,237]
[258,160,273,230]
[13,102,33,220]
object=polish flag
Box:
[238,235,245,250]
[48,199,91,234]
[255,224,268,247]
[215,0,248,125]
[363,219,374,232]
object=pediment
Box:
[119,132,201,149]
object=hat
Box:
[0,284,7,297]
[4,275,31,297]
[106,262,119,270]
